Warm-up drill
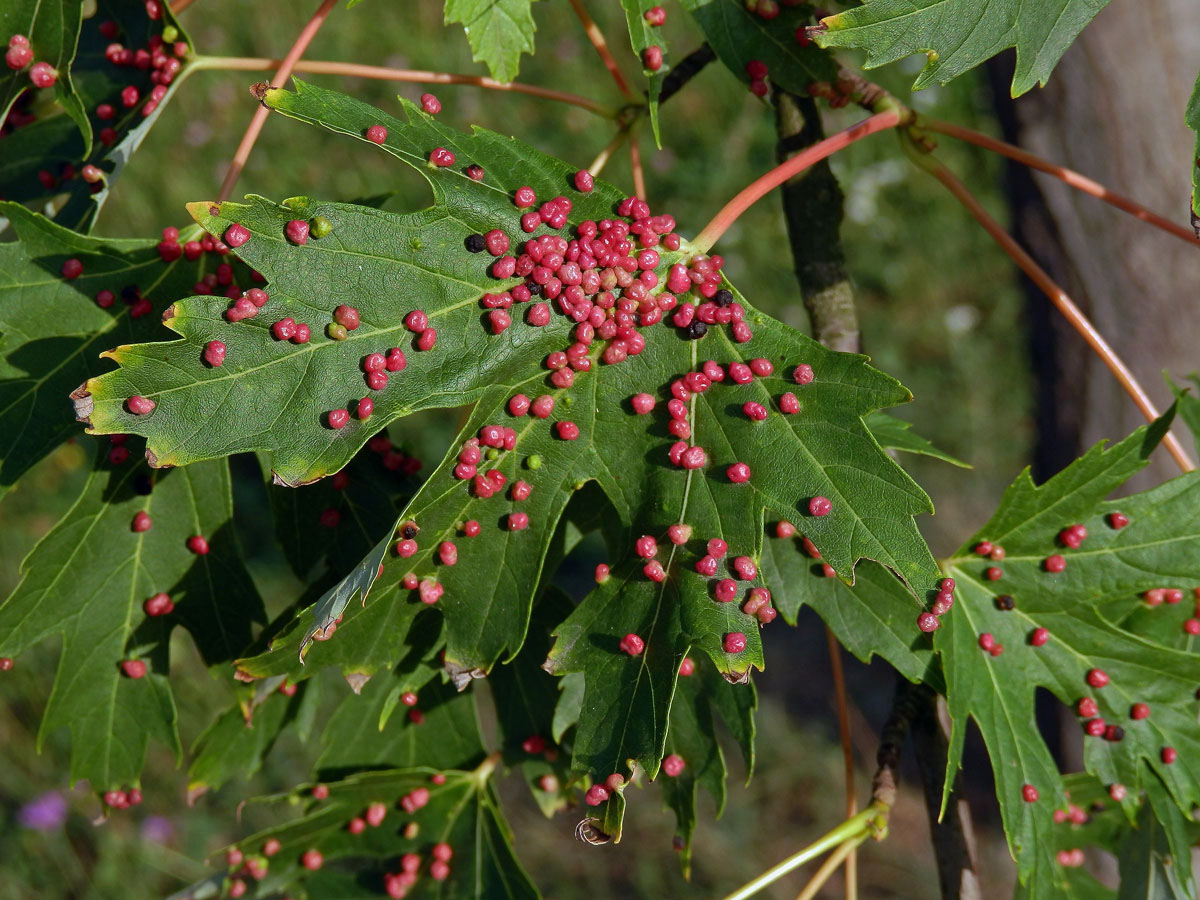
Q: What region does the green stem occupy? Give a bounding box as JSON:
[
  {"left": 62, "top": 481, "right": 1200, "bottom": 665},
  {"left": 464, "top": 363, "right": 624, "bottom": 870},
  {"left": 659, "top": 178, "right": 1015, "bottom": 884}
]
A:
[
  {"left": 716, "top": 804, "right": 884, "bottom": 900},
  {"left": 793, "top": 833, "right": 869, "bottom": 900},
  {"left": 472, "top": 750, "right": 502, "bottom": 787}
]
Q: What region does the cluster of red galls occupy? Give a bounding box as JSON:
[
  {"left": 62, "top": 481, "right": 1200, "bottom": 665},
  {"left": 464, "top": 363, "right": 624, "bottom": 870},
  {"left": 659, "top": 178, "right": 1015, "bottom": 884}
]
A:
[
  {"left": 114, "top": 530, "right": 211, "bottom": 678},
  {"left": 5, "top": 6, "right": 187, "bottom": 182},
  {"left": 613, "top": 530, "right": 777, "bottom": 668},
  {"left": 916, "top": 577, "right": 957, "bottom": 634},
  {"left": 969, "top": 509, "right": 1184, "bottom": 835},
  {"left": 1049, "top": 784, "right": 1131, "bottom": 869},
  {"left": 1072, "top": 674, "right": 1178, "bottom": 764},
  {"left": 272, "top": 780, "right": 454, "bottom": 897},
  {"left": 4, "top": 33, "right": 56, "bottom": 88},
  {"left": 102, "top": 786, "right": 144, "bottom": 810}
]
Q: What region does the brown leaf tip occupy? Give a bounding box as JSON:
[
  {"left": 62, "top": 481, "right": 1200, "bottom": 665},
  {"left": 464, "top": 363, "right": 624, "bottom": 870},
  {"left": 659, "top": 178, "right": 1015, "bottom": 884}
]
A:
[
  {"left": 70, "top": 386, "right": 94, "bottom": 423},
  {"left": 444, "top": 661, "right": 487, "bottom": 692}
]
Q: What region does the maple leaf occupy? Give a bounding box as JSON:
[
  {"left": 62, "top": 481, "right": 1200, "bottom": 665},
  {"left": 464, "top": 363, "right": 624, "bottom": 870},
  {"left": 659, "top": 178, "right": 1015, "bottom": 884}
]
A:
[
  {"left": 0, "top": 444, "right": 263, "bottom": 791},
  {"left": 936, "top": 415, "right": 1200, "bottom": 894},
  {"left": 0, "top": 201, "right": 238, "bottom": 497},
  {"left": 188, "top": 678, "right": 321, "bottom": 800},
  {"left": 489, "top": 588, "right": 577, "bottom": 816},
  {"left": 1190, "top": 75, "right": 1200, "bottom": 225},
  {"left": 1009, "top": 771, "right": 1197, "bottom": 899},
  {"left": 816, "top": 0, "right": 1113, "bottom": 97},
  {"left": 223, "top": 765, "right": 535, "bottom": 899},
  {"left": 1170, "top": 374, "right": 1200, "bottom": 455},
  {"left": 1, "top": 1, "right": 193, "bottom": 230},
  {"left": 178, "top": 683, "right": 538, "bottom": 900},
  {"left": 658, "top": 653, "right": 755, "bottom": 873},
  {"left": 864, "top": 410, "right": 971, "bottom": 469},
  {"left": 618, "top": 0, "right": 669, "bottom": 145},
  {"left": 680, "top": 0, "right": 837, "bottom": 95},
  {"left": 0, "top": 0, "right": 88, "bottom": 154},
  {"left": 444, "top": 0, "right": 538, "bottom": 84},
  {"left": 76, "top": 81, "right": 941, "bottom": 838}
]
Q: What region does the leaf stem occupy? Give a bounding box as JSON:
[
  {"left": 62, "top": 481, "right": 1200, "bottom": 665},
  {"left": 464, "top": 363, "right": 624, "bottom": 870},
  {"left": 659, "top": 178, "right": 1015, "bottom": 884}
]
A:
[
  {"left": 472, "top": 750, "right": 502, "bottom": 787},
  {"left": 587, "top": 128, "right": 629, "bottom": 178},
  {"left": 901, "top": 135, "right": 1196, "bottom": 474},
  {"left": 716, "top": 804, "right": 884, "bottom": 900},
  {"left": 920, "top": 118, "right": 1200, "bottom": 249},
  {"left": 169, "top": 0, "right": 197, "bottom": 12},
  {"left": 214, "top": 0, "right": 339, "bottom": 203},
  {"left": 692, "top": 109, "right": 905, "bottom": 253},
  {"left": 629, "top": 124, "right": 646, "bottom": 201},
  {"left": 189, "top": 56, "right": 616, "bottom": 118},
  {"left": 793, "top": 833, "right": 868, "bottom": 900},
  {"left": 567, "top": 0, "right": 637, "bottom": 102},
  {"left": 825, "top": 626, "right": 857, "bottom": 898}
]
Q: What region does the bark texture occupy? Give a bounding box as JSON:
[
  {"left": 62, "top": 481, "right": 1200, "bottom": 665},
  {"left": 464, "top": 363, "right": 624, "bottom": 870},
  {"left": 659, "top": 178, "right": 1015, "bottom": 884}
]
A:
[{"left": 992, "top": 1, "right": 1200, "bottom": 485}]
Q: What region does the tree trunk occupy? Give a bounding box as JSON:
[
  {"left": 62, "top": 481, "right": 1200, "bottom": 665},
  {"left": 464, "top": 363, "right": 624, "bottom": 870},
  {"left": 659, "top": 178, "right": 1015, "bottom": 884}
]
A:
[{"left": 991, "top": 0, "right": 1200, "bottom": 487}]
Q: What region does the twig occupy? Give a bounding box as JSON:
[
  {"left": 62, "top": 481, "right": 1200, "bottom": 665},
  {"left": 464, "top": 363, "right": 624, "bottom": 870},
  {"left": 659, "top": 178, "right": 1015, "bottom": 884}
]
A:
[
  {"left": 825, "top": 627, "right": 857, "bottom": 898},
  {"left": 629, "top": 126, "right": 646, "bottom": 201},
  {"left": 567, "top": 0, "right": 636, "bottom": 101},
  {"left": 716, "top": 805, "right": 884, "bottom": 900},
  {"left": 775, "top": 90, "right": 859, "bottom": 353},
  {"left": 902, "top": 135, "right": 1196, "bottom": 474},
  {"left": 871, "top": 678, "right": 982, "bottom": 900},
  {"left": 169, "top": 0, "right": 197, "bottom": 12},
  {"left": 658, "top": 44, "right": 717, "bottom": 105},
  {"left": 909, "top": 685, "right": 982, "bottom": 900},
  {"left": 793, "top": 834, "right": 868, "bottom": 900},
  {"left": 189, "top": 56, "right": 615, "bottom": 118},
  {"left": 215, "top": 0, "right": 339, "bottom": 203},
  {"left": 921, "top": 119, "right": 1200, "bottom": 249},
  {"left": 588, "top": 128, "right": 629, "bottom": 177},
  {"left": 692, "top": 109, "right": 906, "bottom": 253}
]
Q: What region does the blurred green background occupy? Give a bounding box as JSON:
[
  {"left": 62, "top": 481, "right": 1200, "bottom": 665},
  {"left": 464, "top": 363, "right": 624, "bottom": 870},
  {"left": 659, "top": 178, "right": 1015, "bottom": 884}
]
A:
[{"left": 0, "top": 1, "right": 1032, "bottom": 897}]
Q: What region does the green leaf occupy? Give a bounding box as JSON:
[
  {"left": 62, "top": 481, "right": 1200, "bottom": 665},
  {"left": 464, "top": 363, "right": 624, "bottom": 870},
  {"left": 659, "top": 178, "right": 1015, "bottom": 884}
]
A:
[
  {"left": 1, "top": 2, "right": 193, "bottom": 230},
  {"left": 817, "top": 0, "right": 1113, "bottom": 97},
  {"left": 937, "top": 417, "right": 1200, "bottom": 893},
  {"left": 315, "top": 676, "right": 484, "bottom": 775},
  {"left": 759, "top": 543, "right": 941, "bottom": 689},
  {"left": 658, "top": 654, "right": 755, "bottom": 874},
  {"left": 489, "top": 588, "right": 575, "bottom": 815},
  {"left": 444, "top": 0, "right": 538, "bottom": 84},
  {"left": 213, "top": 760, "right": 538, "bottom": 900},
  {"left": 261, "top": 444, "right": 412, "bottom": 584},
  {"left": 0, "top": 201, "right": 230, "bottom": 498},
  {"left": 680, "top": 0, "right": 837, "bottom": 96},
  {"left": 0, "top": 445, "right": 264, "bottom": 791},
  {"left": 1189, "top": 74, "right": 1200, "bottom": 224},
  {"left": 619, "top": 0, "right": 668, "bottom": 146},
  {"left": 865, "top": 410, "right": 971, "bottom": 468},
  {"left": 551, "top": 671, "right": 585, "bottom": 743},
  {"left": 0, "top": 0, "right": 88, "bottom": 158},
  {"left": 1120, "top": 772, "right": 1197, "bottom": 899},
  {"left": 80, "top": 81, "right": 940, "bottom": 838},
  {"left": 235, "top": 571, "right": 434, "bottom": 688},
  {"left": 188, "top": 678, "right": 320, "bottom": 799},
  {"left": 1168, "top": 374, "right": 1200, "bottom": 455}
]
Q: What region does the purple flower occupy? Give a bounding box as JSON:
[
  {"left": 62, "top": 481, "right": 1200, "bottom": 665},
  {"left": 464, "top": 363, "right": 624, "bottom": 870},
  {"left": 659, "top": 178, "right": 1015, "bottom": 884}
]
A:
[
  {"left": 140, "top": 815, "right": 175, "bottom": 844},
  {"left": 18, "top": 791, "right": 68, "bottom": 831}
]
